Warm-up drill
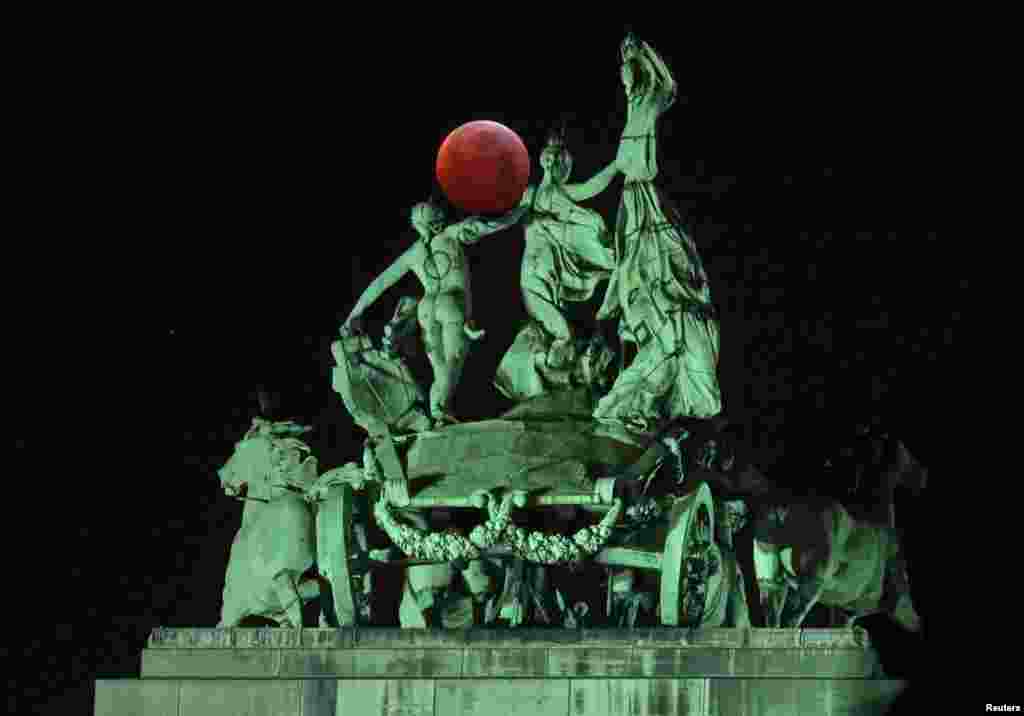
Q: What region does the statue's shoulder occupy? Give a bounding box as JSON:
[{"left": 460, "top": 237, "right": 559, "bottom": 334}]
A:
[
  {"left": 432, "top": 225, "right": 461, "bottom": 245},
  {"left": 407, "top": 235, "right": 428, "bottom": 254}
]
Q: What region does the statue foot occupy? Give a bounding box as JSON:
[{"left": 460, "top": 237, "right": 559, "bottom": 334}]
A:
[
  {"left": 432, "top": 412, "right": 460, "bottom": 429},
  {"left": 546, "top": 338, "right": 577, "bottom": 369}
]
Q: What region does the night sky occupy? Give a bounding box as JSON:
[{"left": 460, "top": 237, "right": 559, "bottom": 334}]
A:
[{"left": 28, "top": 26, "right": 964, "bottom": 715}]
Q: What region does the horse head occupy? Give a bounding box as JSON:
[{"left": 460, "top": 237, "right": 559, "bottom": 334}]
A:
[{"left": 218, "top": 417, "right": 318, "bottom": 503}]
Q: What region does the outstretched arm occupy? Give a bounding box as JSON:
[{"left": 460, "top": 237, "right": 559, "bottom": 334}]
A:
[
  {"left": 564, "top": 160, "right": 619, "bottom": 202},
  {"left": 345, "top": 244, "right": 417, "bottom": 326},
  {"left": 449, "top": 205, "right": 528, "bottom": 246}
]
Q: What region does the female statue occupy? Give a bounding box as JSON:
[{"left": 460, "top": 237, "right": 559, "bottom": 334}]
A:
[
  {"left": 494, "top": 131, "right": 619, "bottom": 402},
  {"left": 594, "top": 34, "right": 723, "bottom": 430}
]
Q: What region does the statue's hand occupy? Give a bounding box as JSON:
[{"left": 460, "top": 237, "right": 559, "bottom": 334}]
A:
[
  {"left": 342, "top": 316, "right": 364, "bottom": 336},
  {"left": 621, "top": 33, "right": 641, "bottom": 58},
  {"left": 596, "top": 303, "right": 621, "bottom": 322},
  {"left": 464, "top": 320, "right": 486, "bottom": 341}
]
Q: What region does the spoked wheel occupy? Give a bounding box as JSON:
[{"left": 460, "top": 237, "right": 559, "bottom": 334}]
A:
[{"left": 659, "top": 481, "right": 719, "bottom": 626}]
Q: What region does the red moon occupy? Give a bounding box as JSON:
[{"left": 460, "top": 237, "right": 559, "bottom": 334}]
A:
[{"left": 436, "top": 120, "right": 530, "bottom": 214}]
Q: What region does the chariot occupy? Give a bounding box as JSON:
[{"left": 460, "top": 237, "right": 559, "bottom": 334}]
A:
[{"left": 298, "top": 325, "right": 749, "bottom": 629}]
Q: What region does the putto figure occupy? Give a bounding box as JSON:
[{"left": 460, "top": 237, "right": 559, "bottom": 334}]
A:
[
  {"left": 595, "top": 34, "right": 723, "bottom": 430},
  {"left": 345, "top": 200, "right": 526, "bottom": 427}
]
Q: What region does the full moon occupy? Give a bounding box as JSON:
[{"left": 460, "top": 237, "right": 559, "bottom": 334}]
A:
[{"left": 436, "top": 120, "right": 530, "bottom": 214}]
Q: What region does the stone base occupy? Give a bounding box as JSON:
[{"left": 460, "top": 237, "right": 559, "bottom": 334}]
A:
[{"left": 95, "top": 628, "right": 907, "bottom": 715}]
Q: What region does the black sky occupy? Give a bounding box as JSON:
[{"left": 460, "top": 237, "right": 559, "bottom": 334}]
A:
[{"left": 27, "top": 26, "right": 963, "bottom": 714}]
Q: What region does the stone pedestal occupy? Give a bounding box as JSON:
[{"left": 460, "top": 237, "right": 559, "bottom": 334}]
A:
[{"left": 95, "top": 627, "right": 906, "bottom": 715}]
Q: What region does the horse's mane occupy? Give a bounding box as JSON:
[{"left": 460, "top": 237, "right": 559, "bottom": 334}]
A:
[{"left": 240, "top": 417, "right": 318, "bottom": 491}]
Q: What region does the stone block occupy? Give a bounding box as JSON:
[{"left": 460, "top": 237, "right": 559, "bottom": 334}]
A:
[
  {"left": 569, "top": 678, "right": 708, "bottom": 716},
  {"left": 353, "top": 626, "right": 469, "bottom": 648},
  {"left": 706, "top": 677, "right": 907, "bottom": 716},
  {"left": 94, "top": 679, "right": 179, "bottom": 716},
  {"left": 337, "top": 679, "right": 435, "bottom": 716},
  {"left": 548, "top": 647, "right": 635, "bottom": 677},
  {"left": 579, "top": 628, "right": 644, "bottom": 647},
  {"left": 743, "top": 628, "right": 803, "bottom": 648},
  {"left": 233, "top": 627, "right": 302, "bottom": 649},
  {"left": 631, "top": 647, "right": 732, "bottom": 677},
  {"left": 800, "top": 628, "right": 870, "bottom": 648},
  {"left": 465, "top": 627, "right": 581, "bottom": 647},
  {"left": 279, "top": 648, "right": 463, "bottom": 678},
  {"left": 463, "top": 647, "right": 548, "bottom": 677},
  {"left": 147, "top": 627, "right": 234, "bottom": 648},
  {"left": 300, "top": 628, "right": 354, "bottom": 649},
  {"left": 436, "top": 678, "right": 569, "bottom": 716},
  {"left": 731, "top": 648, "right": 876, "bottom": 677},
  {"left": 301, "top": 679, "right": 339, "bottom": 716},
  {"left": 178, "top": 679, "right": 302, "bottom": 716},
  {"left": 141, "top": 649, "right": 280, "bottom": 678}
]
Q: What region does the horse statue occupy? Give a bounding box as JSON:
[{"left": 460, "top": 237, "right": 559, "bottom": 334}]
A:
[{"left": 216, "top": 417, "right": 365, "bottom": 628}]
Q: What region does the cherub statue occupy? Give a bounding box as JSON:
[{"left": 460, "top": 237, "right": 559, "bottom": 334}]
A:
[
  {"left": 594, "top": 34, "right": 723, "bottom": 430},
  {"left": 345, "top": 200, "right": 526, "bottom": 427},
  {"left": 494, "top": 128, "right": 619, "bottom": 401}
]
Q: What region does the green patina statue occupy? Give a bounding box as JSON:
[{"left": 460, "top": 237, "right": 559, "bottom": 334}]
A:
[
  {"left": 594, "top": 34, "right": 723, "bottom": 431},
  {"left": 494, "top": 128, "right": 619, "bottom": 403},
  {"left": 345, "top": 200, "right": 526, "bottom": 427},
  {"left": 216, "top": 418, "right": 324, "bottom": 628},
  {"left": 213, "top": 33, "right": 924, "bottom": 635}
]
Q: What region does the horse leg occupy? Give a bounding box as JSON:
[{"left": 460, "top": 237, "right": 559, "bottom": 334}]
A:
[
  {"left": 296, "top": 575, "right": 322, "bottom": 625},
  {"left": 297, "top": 576, "right": 321, "bottom": 601},
  {"left": 217, "top": 607, "right": 244, "bottom": 629},
  {"left": 272, "top": 571, "right": 305, "bottom": 628},
  {"left": 217, "top": 586, "right": 245, "bottom": 628}
]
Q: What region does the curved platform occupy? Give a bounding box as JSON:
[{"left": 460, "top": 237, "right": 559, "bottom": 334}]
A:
[{"left": 374, "top": 419, "right": 651, "bottom": 503}]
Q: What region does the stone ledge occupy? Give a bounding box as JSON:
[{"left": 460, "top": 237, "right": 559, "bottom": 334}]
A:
[
  {"left": 141, "top": 647, "right": 881, "bottom": 679},
  {"left": 96, "top": 677, "right": 908, "bottom": 716},
  {"left": 143, "top": 628, "right": 881, "bottom": 679},
  {"left": 147, "top": 626, "right": 870, "bottom": 650},
  {"left": 142, "top": 649, "right": 281, "bottom": 679}
]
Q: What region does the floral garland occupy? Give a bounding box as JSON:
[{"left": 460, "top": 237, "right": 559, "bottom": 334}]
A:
[
  {"left": 374, "top": 491, "right": 624, "bottom": 566},
  {"left": 373, "top": 500, "right": 482, "bottom": 562}
]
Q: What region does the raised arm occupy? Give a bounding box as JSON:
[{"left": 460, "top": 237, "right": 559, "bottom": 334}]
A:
[
  {"left": 641, "top": 42, "right": 675, "bottom": 94},
  {"left": 344, "top": 243, "right": 417, "bottom": 326},
  {"left": 637, "top": 42, "right": 677, "bottom": 108},
  {"left": 563, "top": 160, "right": 619, "bottom": 202},
  {"left": 448, "top": 205, "right": 528, "bottom": 246}
]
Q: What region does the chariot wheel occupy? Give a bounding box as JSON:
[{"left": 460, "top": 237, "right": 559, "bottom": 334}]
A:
[
  {"left": 316, "top": 483, "right": 358, "bottom": 626},
  {"left": 659, "top": 481, "right": 717, "bottom": 626}
]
